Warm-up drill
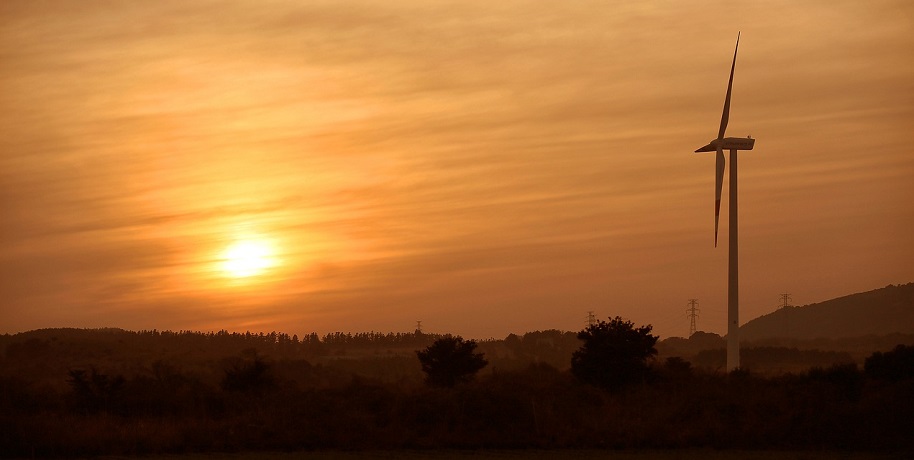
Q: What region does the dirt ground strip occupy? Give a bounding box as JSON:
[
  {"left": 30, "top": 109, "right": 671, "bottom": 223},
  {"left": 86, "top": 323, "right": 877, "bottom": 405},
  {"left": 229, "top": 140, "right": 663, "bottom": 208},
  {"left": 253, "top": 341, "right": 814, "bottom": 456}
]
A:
[{"left": 137, "top": 450, "right": 912, "bottom": 460}]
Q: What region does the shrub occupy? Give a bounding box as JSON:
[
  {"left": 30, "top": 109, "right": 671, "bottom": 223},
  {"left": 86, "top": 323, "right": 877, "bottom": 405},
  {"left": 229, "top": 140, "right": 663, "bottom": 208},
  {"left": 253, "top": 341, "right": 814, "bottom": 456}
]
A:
[
  {"left": 571, "top": 316, "right": 658, "bottom": 390},
  {"left": 221, "top": 350, "right": 275, "bottom": 394},
  {"left": 865, "top": 344, "right": 914, "bottom": 381},
  {"left": 416, "top": 336, "right": 488, "bottom": 387}
]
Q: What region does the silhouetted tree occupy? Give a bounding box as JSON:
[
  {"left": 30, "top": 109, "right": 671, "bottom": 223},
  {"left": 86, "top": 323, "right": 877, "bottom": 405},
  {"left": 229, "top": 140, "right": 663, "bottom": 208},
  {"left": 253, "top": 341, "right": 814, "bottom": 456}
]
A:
[
  {"left": 67, "top": 368, "right": 125, "bottom": 413},
  {"left": 661, "top": 356, "right": 693, "bottom": 379},
  {"left": 807, "top": 363, "right": 864, "bottom": 401},
  {"left": 865, "top": 344, "right": 914, "bottom": 381},
  {"left": 571, "top": 316, "right": 658, "bottom": 390},
  {"left": 221, "top": 349, "right": 275, "bottom": 394},
  {"left": 416, "top": 336, "right": 488, "bottom": 387}
]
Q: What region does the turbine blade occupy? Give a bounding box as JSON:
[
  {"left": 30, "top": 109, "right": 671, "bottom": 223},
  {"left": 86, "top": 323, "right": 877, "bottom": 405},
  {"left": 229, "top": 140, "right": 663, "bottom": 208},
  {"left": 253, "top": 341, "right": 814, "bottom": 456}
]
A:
[
  {"left": 715, "top": 148, "right": 725, "bottom": 247},
  {"left": 718, "top": 32, "right": 740, "bottom": 140}
]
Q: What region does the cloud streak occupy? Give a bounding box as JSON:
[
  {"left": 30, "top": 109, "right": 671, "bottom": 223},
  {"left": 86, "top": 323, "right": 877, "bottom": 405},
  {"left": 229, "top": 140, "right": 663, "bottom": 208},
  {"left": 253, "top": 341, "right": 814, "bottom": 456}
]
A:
[{"left": 1, "top": 0, "right": 912, "bottom": 338}]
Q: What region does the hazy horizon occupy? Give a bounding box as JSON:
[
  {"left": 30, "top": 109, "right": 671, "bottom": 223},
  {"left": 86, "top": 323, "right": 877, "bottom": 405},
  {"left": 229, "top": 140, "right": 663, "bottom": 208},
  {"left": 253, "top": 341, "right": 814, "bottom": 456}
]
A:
[
  {"left": 2, "top": 1, "right": 912, "bottom": 340},
  {"left": 5, "top": 281, "right": 911, "bottom": 342}
]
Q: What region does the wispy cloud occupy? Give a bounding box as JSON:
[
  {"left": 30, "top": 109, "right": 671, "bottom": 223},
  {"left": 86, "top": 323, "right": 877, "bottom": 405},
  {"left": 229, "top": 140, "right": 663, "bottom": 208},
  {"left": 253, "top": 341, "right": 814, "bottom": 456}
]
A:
[{"left": 1, "top": 0, "right": 912, "bottom": 338}]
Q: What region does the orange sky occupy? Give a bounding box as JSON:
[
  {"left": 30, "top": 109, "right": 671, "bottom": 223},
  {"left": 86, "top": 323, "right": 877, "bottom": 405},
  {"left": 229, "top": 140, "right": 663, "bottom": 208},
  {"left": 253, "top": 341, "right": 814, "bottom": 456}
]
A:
[{"left": 2, "top": 0, "right": 912, "bottom": 339}]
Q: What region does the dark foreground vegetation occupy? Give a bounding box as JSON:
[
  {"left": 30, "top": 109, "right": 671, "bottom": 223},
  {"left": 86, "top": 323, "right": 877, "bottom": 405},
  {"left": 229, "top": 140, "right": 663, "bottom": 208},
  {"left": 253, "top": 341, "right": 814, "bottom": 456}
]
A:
[{"left": 1, "top": 328, "right": 913, "bottom": 457}]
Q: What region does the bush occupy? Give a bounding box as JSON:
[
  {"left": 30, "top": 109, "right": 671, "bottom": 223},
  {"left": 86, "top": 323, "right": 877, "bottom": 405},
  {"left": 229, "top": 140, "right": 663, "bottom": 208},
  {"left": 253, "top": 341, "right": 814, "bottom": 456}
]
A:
[
  {"left": 221, "top": 350, "right": 275, "bottom": 394},
  {"left": 571, "top": 316, "right": 658, "bottom": 390},
  {"left": 416, "top": 336, "right": 488, "bottom": 387},
  {"left": 865, "top": 344, "right": 914, "bottom": 381}
]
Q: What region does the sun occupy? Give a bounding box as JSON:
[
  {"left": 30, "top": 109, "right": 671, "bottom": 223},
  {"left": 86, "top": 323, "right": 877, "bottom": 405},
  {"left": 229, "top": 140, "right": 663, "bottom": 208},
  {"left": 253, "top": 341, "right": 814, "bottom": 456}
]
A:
[{"left": 220, "top": 240, "right": 277, "bottom": 278}]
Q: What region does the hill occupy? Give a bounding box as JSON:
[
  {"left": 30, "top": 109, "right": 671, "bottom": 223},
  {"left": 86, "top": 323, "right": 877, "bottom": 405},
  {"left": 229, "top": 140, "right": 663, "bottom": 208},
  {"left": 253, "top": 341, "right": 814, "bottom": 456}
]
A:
[{"left": 740, "top": 282, "right": 914, "bottom": 341}]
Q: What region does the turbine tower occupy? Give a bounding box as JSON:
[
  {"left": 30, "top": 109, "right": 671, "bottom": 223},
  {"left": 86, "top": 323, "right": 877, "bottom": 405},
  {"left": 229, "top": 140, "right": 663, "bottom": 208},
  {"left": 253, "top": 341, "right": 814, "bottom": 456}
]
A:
[{"left": 694, "top": 33, "right": 755, "bottom": 371}]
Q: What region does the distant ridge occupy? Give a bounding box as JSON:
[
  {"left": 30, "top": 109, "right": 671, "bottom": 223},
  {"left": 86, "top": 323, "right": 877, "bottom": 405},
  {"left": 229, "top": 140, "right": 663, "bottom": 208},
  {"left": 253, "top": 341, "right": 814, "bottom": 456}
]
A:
[{"left": 740, "top": 283, "right": 914, "bottom": 341}]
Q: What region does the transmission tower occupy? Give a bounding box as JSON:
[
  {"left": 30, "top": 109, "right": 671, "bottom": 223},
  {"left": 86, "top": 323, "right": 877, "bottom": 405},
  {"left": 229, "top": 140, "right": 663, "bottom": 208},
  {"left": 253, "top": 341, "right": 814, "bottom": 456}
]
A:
[
  {"left": 780, "top": 293, "right": 792, "bottom": 309},
  {"left": 415, "top": 320, "right": 423, "bottom": 334},
  {"left": 586, "top": 311, "right": 597, "bottom": 327},
  {"left": 779, "top": 292, "right": 792, "bottom": 337},
  {"left": 686, "top": 299, "right": 700, "bottom": 337}
]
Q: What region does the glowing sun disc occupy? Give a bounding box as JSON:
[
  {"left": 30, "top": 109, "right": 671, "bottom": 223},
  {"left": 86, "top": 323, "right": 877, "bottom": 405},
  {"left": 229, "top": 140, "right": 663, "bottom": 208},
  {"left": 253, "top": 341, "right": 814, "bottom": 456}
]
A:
[{"left": 221, "top": 240, "right": 276, "bottom": 278}]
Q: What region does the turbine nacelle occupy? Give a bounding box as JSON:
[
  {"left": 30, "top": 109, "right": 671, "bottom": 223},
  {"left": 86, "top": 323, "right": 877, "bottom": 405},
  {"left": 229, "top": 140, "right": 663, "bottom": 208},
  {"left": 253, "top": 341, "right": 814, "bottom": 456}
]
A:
[{"left": 694, "top": 137, "right": 755, "bottom": 153}]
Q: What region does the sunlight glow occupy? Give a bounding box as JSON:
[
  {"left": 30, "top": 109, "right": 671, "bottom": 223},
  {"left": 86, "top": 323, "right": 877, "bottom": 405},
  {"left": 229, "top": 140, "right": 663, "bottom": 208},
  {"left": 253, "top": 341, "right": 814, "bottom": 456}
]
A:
[{"left": 220, "top": 240, "right": 277, "bottom": 278}]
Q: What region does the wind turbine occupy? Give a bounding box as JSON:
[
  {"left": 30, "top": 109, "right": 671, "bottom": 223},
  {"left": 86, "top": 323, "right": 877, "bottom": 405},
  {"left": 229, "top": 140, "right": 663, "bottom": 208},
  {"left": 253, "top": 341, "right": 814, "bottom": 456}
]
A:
[{"left": 694, "top": 32, "right": 755, "bottom": 371}]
